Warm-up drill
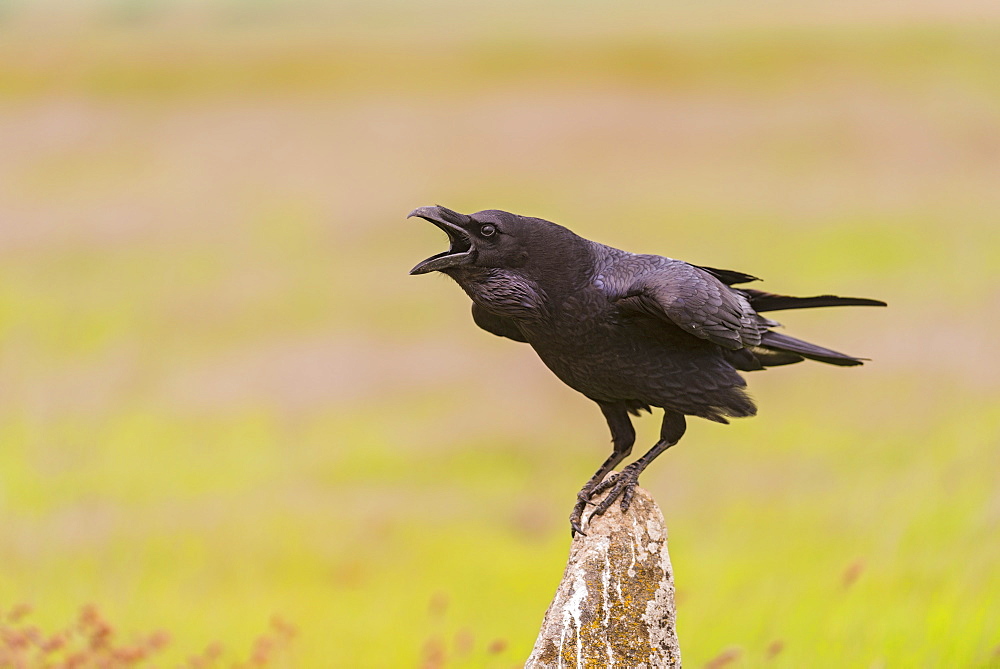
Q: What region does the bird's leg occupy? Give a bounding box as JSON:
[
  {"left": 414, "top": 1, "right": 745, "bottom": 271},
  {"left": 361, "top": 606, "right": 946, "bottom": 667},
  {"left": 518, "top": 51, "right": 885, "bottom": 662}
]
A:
[
  {"left": 589, "top": 411, "right": 687, "bottom": 519},
  {"left": 569, "top": 403, "right": 635, "bottom": 537}
]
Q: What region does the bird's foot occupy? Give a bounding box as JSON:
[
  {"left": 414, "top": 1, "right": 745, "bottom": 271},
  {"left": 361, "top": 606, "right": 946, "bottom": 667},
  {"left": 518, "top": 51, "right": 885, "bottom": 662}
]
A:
[
  {"left": 567, "top": 466, "right": 641, "bottom": 537},
  {"left": 587, "top": 464, "right": 641, "bottom": 518},
  {"left": 569, "top": 487, "right": 596, "bottom": 537}
]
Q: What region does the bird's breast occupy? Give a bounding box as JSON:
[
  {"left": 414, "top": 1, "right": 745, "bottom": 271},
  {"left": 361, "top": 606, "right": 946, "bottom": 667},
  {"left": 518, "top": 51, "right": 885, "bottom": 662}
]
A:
[{"left": 521, "top": 296, "right": 642, "bottom": 387}]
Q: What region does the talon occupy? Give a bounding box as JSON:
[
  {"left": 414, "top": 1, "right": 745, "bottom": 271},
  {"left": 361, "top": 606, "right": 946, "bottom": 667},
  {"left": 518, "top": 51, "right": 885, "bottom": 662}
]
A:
[
  {"left": 593, "top": 488, "right": 620, "bottom": 516},
  {"left": 620, "top": 486, "right": 635, "bottom": 512},
  {"left": 585, "top": 466, "right": 641, "bottom": 521},
  {"left": 569, "top": 498, "right": 589, "bottom": 537},
  {"left": 590, "top": 472, "right": 618, "bottom": 497},
  {"left": 592, "top": 498, "right": 612, "bottom": 517}
]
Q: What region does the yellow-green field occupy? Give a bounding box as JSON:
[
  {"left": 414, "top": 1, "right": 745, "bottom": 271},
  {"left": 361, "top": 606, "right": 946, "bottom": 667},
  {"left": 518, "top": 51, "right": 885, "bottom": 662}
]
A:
[{"left": 1, "top": 2, "right": 998, "bottom": 666}]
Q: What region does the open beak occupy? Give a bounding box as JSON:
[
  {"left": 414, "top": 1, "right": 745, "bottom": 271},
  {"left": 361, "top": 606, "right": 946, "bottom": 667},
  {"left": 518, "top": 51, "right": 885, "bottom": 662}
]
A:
[{"left": 408, "top": 206, "right": 475, "bottom": 275}]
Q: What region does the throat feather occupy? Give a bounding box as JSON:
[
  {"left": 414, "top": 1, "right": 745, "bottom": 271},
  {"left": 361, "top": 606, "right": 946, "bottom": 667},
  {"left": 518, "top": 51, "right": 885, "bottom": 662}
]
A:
[{"left": 462, "top": 269, "right": 544, "bottom": 320}]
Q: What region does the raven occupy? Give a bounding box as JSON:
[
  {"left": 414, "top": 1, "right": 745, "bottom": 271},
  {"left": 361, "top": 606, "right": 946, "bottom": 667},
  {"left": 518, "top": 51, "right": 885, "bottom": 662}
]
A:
[{"left": 409, "top": 205, "right": 885, "bottom": 535}]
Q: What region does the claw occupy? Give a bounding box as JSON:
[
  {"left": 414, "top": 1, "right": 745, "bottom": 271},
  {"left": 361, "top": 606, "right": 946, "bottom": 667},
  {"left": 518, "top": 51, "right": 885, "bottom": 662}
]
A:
[
  {"left": 592, "top": 487, "right": 619, "bottom": 516},
  {"left": 569, "top": 499, "right": 588, "bottom": 537},
  {"left": 620, "top": 484, "right": 635, "bottom": 513},
  {"left": 589, "top": 470, "right": 620, "bottom": 497},
  {"left": 587, "top": 466, "right": 640, "bottom": 521},
  {"left": 569, "top": 468, "right": 641, "bottom": 535}
]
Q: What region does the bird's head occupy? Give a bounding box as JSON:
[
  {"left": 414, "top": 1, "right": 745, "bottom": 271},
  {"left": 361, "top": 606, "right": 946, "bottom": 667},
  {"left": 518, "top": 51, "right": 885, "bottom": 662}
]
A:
[{"left": 408, "top": 205, "right": 575, "bottom": 277}]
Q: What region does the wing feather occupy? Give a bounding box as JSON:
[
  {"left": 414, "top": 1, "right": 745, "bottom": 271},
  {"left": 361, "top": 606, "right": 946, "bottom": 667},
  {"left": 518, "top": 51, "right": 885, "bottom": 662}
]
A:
[{"left": 612, "top": 258, "right": 762, "bottom": 350}]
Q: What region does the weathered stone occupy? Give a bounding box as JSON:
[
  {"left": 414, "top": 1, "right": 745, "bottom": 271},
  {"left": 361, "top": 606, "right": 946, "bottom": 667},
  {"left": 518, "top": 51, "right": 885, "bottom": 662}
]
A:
[{"left": 527, "top": 485, "right": 680, "bottom": 668}]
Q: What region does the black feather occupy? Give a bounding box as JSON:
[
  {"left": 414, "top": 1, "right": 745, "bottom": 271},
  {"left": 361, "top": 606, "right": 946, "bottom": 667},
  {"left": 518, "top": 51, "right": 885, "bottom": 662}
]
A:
[
  {"left": 696, "top": 265, "right": 761, "bottom": 286},
  {"left": 745, "top": 289, "right": 887, "bottom": 312},
  {"left": 759, "top": 331, "right": 865, "bottom": 366},
  {"left": 472, "top": 304, "right": 528, "bottom": 342}
]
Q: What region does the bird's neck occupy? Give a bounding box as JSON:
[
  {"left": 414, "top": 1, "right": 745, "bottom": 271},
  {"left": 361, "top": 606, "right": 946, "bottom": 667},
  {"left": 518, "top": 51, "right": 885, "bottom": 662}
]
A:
[
  {"left": 450, "top": 239, "right": 598, "bottom": 320},
  {"left": 452, "top": 267, "right": 546, "bottom": 321}
]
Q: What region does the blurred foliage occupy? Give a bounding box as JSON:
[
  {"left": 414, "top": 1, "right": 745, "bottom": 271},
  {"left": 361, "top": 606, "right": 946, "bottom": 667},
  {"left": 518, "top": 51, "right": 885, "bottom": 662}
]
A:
[
  {"left": 0, "top": 603, "right": 296, "bottom": 668},
  {"left": 1, "top": 1, "right": 998, "bottom": 667}
]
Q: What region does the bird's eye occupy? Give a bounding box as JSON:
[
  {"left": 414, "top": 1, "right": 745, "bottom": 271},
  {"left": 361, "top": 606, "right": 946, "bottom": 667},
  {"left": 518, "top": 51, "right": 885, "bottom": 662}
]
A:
[{"left": 480, "top": 224, "right": 496, "bottom": 237}]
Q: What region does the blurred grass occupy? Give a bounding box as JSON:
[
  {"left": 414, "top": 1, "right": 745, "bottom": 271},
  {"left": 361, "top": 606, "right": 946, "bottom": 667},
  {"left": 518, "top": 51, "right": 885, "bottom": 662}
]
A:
[
  {"left": 3, "top": 25, "right": 1000, "bottom": 103},
  {"left": 1, "top": 1, "right": 999, "bottom": 667}
]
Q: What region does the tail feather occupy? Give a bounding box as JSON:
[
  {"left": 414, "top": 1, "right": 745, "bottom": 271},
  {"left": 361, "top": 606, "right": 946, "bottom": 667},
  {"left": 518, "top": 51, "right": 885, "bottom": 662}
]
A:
[
  {"left": 759, "top": 331, "right": 866, "bottom": 367},
  {"left": 748, "top": 346, "right": 805, "bottom": 367},
  {"left": 745, "top": 289, "right": 886, "bottom": 312},
  {"left": 723, "top": 346, "right": 804, "bottom": 371}
]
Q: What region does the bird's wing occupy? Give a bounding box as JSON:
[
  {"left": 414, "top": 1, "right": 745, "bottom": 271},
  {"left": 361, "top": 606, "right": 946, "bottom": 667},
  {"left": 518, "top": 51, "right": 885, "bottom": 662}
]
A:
[
  {"left": 472, "top": 304, "right": 529, "bottom": 343},
  {"left": 612, "top": 258, "right": 762, "bottom": 350}
]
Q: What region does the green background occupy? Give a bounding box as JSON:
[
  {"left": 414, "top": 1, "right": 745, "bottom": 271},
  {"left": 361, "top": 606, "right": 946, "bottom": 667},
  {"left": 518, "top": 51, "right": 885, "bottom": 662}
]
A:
[{"left": 1, "top": 1, "right": 998, "bottom": 666}]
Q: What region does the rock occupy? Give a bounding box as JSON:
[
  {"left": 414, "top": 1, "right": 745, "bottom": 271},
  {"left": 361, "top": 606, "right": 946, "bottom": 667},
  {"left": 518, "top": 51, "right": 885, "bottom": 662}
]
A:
[{"left": 527, "top": 484, "right": 680, "bottom": 668}]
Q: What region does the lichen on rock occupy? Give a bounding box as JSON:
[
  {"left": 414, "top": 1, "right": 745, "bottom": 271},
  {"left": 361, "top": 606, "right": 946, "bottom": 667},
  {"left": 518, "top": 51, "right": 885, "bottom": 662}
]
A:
[{"left": 527, "top": 484, "right": 681, "bottom": 668}]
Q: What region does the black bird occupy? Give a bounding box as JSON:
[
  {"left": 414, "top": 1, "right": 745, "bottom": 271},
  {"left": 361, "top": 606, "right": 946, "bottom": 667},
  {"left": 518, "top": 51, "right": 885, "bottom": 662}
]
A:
[{"left": 409, "top": 205, "right": 885, "bottom": 535}]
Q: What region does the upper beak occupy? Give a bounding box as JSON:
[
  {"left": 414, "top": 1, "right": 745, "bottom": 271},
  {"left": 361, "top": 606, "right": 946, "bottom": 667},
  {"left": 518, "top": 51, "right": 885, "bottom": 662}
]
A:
[{"left": 408, "top": 205, "right": 475, "bottom": 275}]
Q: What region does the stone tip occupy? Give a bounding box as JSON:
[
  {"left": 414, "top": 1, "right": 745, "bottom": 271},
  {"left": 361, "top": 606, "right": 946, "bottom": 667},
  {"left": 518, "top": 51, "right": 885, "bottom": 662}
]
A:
[{"left": 527, "top": 483, "right": 681, "bottom": 668}]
